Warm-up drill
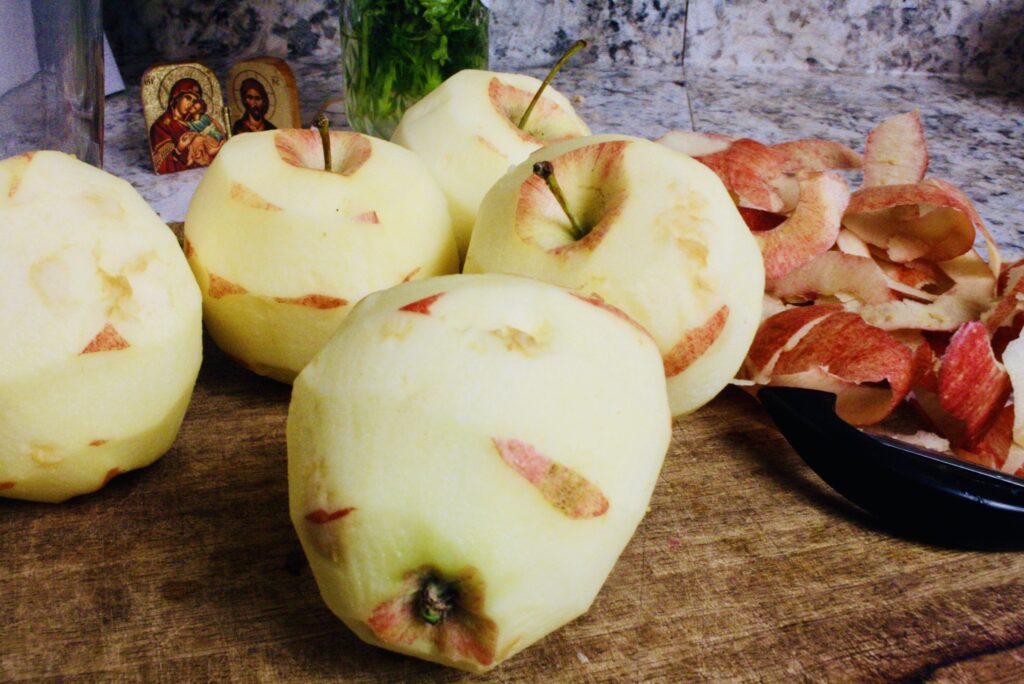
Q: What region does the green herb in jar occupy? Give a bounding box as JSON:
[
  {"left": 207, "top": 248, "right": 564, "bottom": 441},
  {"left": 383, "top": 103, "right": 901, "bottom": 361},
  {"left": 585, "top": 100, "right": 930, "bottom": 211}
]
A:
[{"left": 341, "top": 0, "right": 489, "bottom": 138}]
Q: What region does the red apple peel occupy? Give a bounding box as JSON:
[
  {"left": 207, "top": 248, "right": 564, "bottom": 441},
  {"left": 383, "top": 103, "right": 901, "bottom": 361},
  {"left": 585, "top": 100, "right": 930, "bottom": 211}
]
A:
[
  {"left": 755, "top": 171, "right": 850, "bottom": 280},
  {"left": 938, "top": 321, "right": 1011, "bottom": 446},
  {"left": 862, "top": 110, "right": 929, "bottom": 187}
]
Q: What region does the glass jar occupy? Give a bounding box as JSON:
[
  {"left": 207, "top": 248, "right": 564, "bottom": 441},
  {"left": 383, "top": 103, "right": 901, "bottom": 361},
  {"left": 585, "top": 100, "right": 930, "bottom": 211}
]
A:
[
  {"left": 0, "top": 0, "right": 104, "bottom": 166},
  {"left": 341, "top": 0, "right": 489, "bottom": 139}
]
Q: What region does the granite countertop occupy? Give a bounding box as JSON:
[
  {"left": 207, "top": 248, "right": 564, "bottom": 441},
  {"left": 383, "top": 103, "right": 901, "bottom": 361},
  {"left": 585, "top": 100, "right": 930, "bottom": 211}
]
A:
[{"left": 106, "top": 58, "right": 1024, "bottom": 259}]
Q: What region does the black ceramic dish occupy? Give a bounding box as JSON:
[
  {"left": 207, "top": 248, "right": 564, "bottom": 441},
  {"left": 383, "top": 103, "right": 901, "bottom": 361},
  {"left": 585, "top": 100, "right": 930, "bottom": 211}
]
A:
[{"left": 758, "top": 386, "right": 1024, "bottom": 550}]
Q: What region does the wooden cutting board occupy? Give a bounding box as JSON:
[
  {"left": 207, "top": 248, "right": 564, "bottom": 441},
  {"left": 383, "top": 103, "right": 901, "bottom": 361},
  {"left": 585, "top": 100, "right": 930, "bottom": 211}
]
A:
[{"left": 3, "top": 233, "right": 1024, "bottom": 682}]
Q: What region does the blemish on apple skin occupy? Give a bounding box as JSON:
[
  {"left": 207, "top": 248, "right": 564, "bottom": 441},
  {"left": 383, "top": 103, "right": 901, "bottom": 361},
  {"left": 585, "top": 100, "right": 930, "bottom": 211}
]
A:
[
  {"left": 0, "top": 482, "right": 14, "bottom": 491},
  {"left": 305, "top": 507, "right": 356, "bottom": 524},
  {"left": 488, "top": 325, "right": 546, "bottom": 354},
  {"left": 89, "top": 439, "right": 108, "bottom": 447},
  {"left": 402, "top": 267, "right": 421, "bottom": 283},
  {"left": 102, "top": 468, "right": 122, "bottom": 486},
  {"left": 663, "top": 305, "right": 730, "bottom": 378},
  {"left": 81, "top": 323, "right": 130, "bottom": 354},
  {"left": 207, "top": 273, "right": 248, "bottom": 298},
  {"left": 492, "top": 438, "right": 609, "bottom": 518},
  {"left": 229, "top": 182, "right": 282, "bottom": 211},
  {"left": 400, "top": 292, "right": 445, "bottom": 315},
  {"left": 182, "top": 237, "right": 195, "bottom": 258},
  {"left": 274, "top": 294, "right": 348, "bottom": 309},
  {"left": 29, "top": 444, "right": 62, "bottom": 467}
]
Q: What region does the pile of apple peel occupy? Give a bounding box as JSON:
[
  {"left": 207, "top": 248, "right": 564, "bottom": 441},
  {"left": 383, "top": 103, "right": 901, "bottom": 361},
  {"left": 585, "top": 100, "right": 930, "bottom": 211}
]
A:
[{"left": 660, "top": 111, "right": 1024, "bottom": 476}]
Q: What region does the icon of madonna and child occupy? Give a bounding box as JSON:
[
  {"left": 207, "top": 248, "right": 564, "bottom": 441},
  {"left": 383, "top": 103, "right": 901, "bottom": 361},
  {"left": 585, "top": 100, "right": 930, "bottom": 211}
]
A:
[{"left": 148, "top": 77, "right": 227, "bottom": 174}]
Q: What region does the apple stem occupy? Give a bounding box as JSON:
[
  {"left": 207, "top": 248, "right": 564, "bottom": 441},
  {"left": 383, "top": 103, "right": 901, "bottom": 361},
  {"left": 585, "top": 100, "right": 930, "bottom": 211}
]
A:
[
  {"left": 417, "top": 577, "right": 456, "bottom": 625},
  {"left": 517, "top": 39, "right": 588, "bottom": 131},
  {"left": 313, "top": 113, "right": 332, "bottom": 171},
  {"left": 533, "top": 161, "right": 586, "bottom": 239}
]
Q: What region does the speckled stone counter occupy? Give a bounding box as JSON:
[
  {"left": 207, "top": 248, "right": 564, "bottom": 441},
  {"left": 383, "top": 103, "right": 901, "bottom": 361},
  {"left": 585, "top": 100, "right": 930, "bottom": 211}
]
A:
[
  {"left": 685, "top": 66, "right": 1024, "bottom": 258},
  {"left": 106, "top": 58, "right": 1024, "bottom": 259}
]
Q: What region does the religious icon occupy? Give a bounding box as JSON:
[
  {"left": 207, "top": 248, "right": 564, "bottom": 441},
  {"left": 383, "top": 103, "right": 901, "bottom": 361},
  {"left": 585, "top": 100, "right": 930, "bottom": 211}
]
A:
[
  {"left": 141, "top": 62, "right": 227, "bottom": 175},
  {"left": 227, "top": 57, "right": 301, "bottom": 135}
]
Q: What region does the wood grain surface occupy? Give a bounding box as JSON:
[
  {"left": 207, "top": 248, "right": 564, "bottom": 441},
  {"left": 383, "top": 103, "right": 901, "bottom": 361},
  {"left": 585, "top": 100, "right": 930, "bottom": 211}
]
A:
[{"left": 3, "top": 232, "right": 1024, "bottom": 683}]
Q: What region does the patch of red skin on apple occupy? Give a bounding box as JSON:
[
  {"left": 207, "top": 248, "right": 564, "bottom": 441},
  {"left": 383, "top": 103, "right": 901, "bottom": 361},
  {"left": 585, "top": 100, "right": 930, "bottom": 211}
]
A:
[
  {"left": 771, "top": 139, "right": 862, "bottom": 173},
  {"left": 569, "top": 293, "right": 652, "bottom": 340},
  {"left": 351, "top": 210, "right": 379, "bottom": 224},
  {"left": 89, "top": 439, "right": 108, "bottom": 447},
  {"left": 0, "top": 482, "right": 14, "bottom": 491},
  {"left": 550, "top": 202, "right": 623, "bottom": 256},
  {"left": 696, "top": 139, "right": 789, "bottom": 212},
  {"left": 491, "top": 438, "right": 609, "bottom": 518},
  {"left": 274, "top": 129, "right": 372, "bottom": 176},
  {"left": 102, "top": 468, "right": 122, "bottom": 486},
  {"left": 207, "top": 273, "right": 248, "bottom": 298},
  {"left": 765, "top": 310, "right": 915, "bottom": 425},
  {"left": 81, "top": 323, "right": 130, "bottom": 354},
  {"left": 274, "top": 294, "right": 348, "bottom": 309},
  {"left": 663, "top": 305, "right": 729, "bottom": 378},
  {"left": 182, "top": 237, "right": 195, "bottom": 258},
  {"left": 756, "top": 171, "right": 850, "bottom": 280},
  {"left": 304, "top": 507, "right": 356, "bottom": 524},
  {"left": 367, "top": 565, "right": 497, "bottom": 667},
  {"left": 229, "top": 182, "right": 282, "bottom": 211},
  {"left": 938, "top": 321, "right": 1011, "bottom": 447},
  {"left": 401, "top": 267, "right": 421, "bottom": 283},
  {"left": 515, "top": 141, "right": 628, "bottom": 254},
  {"left": 842, "top": 179, "right": 989, "bottom": 264},
  {"left": 746, "top": 304, "right": 843, "bottom": 378},
  {"left": 487, "top": 78, "right": 577, "bottom": 145},
  {"left": 400, "top": 292, "right": 444, "bottom": 315},
  {"left": 862, "top": 110, "right": 928, "bottom": 188},
  {"left": 737, "top": 206, "right": 786, "bottom": 232}
]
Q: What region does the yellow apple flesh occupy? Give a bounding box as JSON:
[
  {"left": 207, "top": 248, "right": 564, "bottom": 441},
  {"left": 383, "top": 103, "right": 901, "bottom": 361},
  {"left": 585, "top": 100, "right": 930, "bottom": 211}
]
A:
[
  {"left": 288, "top": 274, "right": 671, "bottom": 672},
  {"left": 0, "top": 151, "right": 202, "bottom": 503},
  {"left": 391, "top": 69, "right": 591, "bottom": 260},
  {"left": 465, "top": 134, "right": 766, "bottom": 416},
  {"left": 185, "top": 129, "right": 458, "bottom": 383}
]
